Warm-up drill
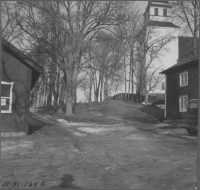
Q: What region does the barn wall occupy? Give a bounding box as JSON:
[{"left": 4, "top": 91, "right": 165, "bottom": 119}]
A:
[
  {"left": 166, "top": 62, "right": 199, "bottom": 119},
  {"left": 2, "top": 50, "right": 32, "bottom": 132}
]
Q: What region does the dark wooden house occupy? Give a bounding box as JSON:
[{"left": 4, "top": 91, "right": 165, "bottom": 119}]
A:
[
  {"left": 1, "top": 38, "right": 43, "bottom": 136},
  {"left": 161, "top": 37, "right": 199, "bottom": 119}
]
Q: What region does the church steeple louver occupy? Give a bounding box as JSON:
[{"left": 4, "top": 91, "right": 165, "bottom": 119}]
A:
[{"left": 143, "top": 1, "right": 179, "bottom": 28}]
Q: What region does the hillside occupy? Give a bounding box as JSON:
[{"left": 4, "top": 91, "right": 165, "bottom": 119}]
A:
[{"left": 31, "top": 100, "right": 164, "bottom": 128}]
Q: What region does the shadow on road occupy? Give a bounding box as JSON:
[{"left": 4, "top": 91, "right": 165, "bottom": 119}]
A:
[{"left": 57, "top": 174, "right": 81, "bottom": 189}]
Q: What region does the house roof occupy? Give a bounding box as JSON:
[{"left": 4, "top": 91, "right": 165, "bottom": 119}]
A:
[
  {"left": 2, "top": 38, "right": 43, "bottom": 89},
  {"left": 147, "top": 21, "right": 180, "bottom": 28}
]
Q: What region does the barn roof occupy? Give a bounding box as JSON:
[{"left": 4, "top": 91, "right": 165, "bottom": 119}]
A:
[{"left": 2, "top": 38, "right": 43, "bottom": 89}]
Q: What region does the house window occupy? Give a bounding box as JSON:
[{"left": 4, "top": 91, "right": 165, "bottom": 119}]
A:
[
  {"left": 161, "top": 82, "right": 165, "bottom": 90},
  {"left": 179, "top": 71, "right": 188, "bottom": 87},
  {"left": 1, "top": 81, "right": 14, "bottom": 113},
  {"left": 179, "top": 95, "right": 188, "bottom": 112},
  {"left": 155, "top": 8, "right": 158, "bottom": 16},
  {"left": 163, "top": 9, "right": 167, "bottom": 16}
]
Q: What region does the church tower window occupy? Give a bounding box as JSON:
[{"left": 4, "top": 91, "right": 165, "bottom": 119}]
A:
[
  {"left": 163, "top": 9, "right": 167, "bottom": 16},
  {"left": 155, "top": 8, "right": 158, "bottom": 16}
]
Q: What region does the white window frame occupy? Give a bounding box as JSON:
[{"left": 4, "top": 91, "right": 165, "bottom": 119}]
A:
[
  {"left": 179, "top": 71, "right": 188, "bottom": 87},
  {"left": 179, "top": 95, "right": 188, "bottom": 112},
  {"left": 161, "top": 82, "right": 165, "bottom": 90},
  {"left": 1, "top": 81, "right": 14, "bottom": 113}
]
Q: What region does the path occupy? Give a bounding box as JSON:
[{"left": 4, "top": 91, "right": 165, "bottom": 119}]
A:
[{"left": 1, "top": 111, "right": 197, "bottom": 189}]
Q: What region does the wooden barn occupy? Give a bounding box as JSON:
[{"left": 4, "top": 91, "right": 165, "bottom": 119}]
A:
[
  {"left": 161, "top": 37, "right": 199, "bottom": 119},
  {"left": 1, "top": 38, "right": 43, "bottom": 137}
]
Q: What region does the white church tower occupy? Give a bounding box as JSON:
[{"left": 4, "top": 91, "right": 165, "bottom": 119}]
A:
[{"left": 135, "top": 1, "right": 180, "bottom": 95}]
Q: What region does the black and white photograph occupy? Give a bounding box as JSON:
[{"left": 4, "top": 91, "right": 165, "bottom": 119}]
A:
[{"left": 0, "top": 0, "right": 200, "bottom": 189}]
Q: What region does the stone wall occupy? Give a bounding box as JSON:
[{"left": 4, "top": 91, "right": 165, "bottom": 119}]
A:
[
  {"left": 111, "top": 93, "right": 144, "bottom": 102},
  {"left": 111, "top": 93, "right": 165, "bottom": 104}
]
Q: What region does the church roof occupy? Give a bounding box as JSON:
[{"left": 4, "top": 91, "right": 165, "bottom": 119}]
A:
[
  {"left": 147, "top": 21, "right": 180, "bottom": 28},
  {"left": 146, "top": 1, "right": 172, "bottom": 11}
]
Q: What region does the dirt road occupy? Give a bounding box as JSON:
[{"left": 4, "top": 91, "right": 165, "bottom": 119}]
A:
[{"left": 1, "top": 111, "right": 197, "bottom": 190}]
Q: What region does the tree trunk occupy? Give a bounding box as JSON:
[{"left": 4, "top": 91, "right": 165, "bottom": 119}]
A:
[
  {"left": 124, "top": 53, "right": 127, "bottom": 101},
  {"left": 89, "top": 71, "right": 92, "bottom": 102},
  {"left": 47, "top": 91, "right": 52, "bottom": 106},
  {"left": 131, "top": 48, "right": 134, "bottom": 100},
  {"left": 104, "top": 76, "right": 109, "bottom": 101},
  {"left": 74, "top": 89, "right": 77, "bottom": 104},
  {"left": 94, "top": 91, "right": 98, "bottom": 101},
  {"left": 89, "top": 48, "right": 92, "bottom": 103},
  {"left": 38, "top": 90, "right": 42, "bottom": 106},
  {"left": 47, "top": 79, "right": 52, "bottom": 106},
  {"left": 47, "top": 76, "right": 55, "bottom": 106},
  {"left": 40, "top": 83, "right": 44, "bottom": 105},
  {"left": 59, "top": 81, "right": 65, "bottom": 106},
  {"left": 140, "top": 54, "right": 147, "bottom": 96},
  {"left": 66, "top": 91, "right": 73, "bottom": 116},
  {"left": 94, "top": 75, "right": 101, "bottom": 102},
  {"left": 65, "top": 77, "right": 77, "bottom": 116},
  {"left": 53, "top": 91, "right": 59, "bottom": 106},
  {"left": 64, "top": 50, "right": 79, "bottom": 115},
  {"left": 128, "top": 50, "right": 132, "bottom": 101},
  {"left": 128, "top": 66, "right": 131, "bottom": 100},
  {"left": 100, "top": 79, "right": 103, "bottom": 102},
  {"left": 145, "top": 91, "right": 149, "bottom": 106},
  {"left": 132, "top": 71, "right": 134, "bottom": 95},
  {"left": 43, "top": 78, "right": 48, "bottom": 106},
  {"left": 53, "top": 68, "right": 61, "bottom": 106}
]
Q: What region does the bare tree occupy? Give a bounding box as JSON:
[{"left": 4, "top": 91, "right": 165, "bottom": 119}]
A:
[
  {"left": 113, "top": 3, "right": 142, "bottom": 100},
  {"left": 83, "top": 31, "right": 124, "bottom": 101},
  {"left": 2, "top": 2, "right": 22, "bottom": 42},
  {"left": 170, "top": 1, "right": 200, "bottom": 54},
  {"left": 14, "top": 1, "right": 129, "bottom": 115}
]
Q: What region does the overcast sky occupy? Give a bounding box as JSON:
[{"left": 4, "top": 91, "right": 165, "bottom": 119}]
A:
[{"left": 136, "top": 1, "right": 148, "bottom": 12}]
